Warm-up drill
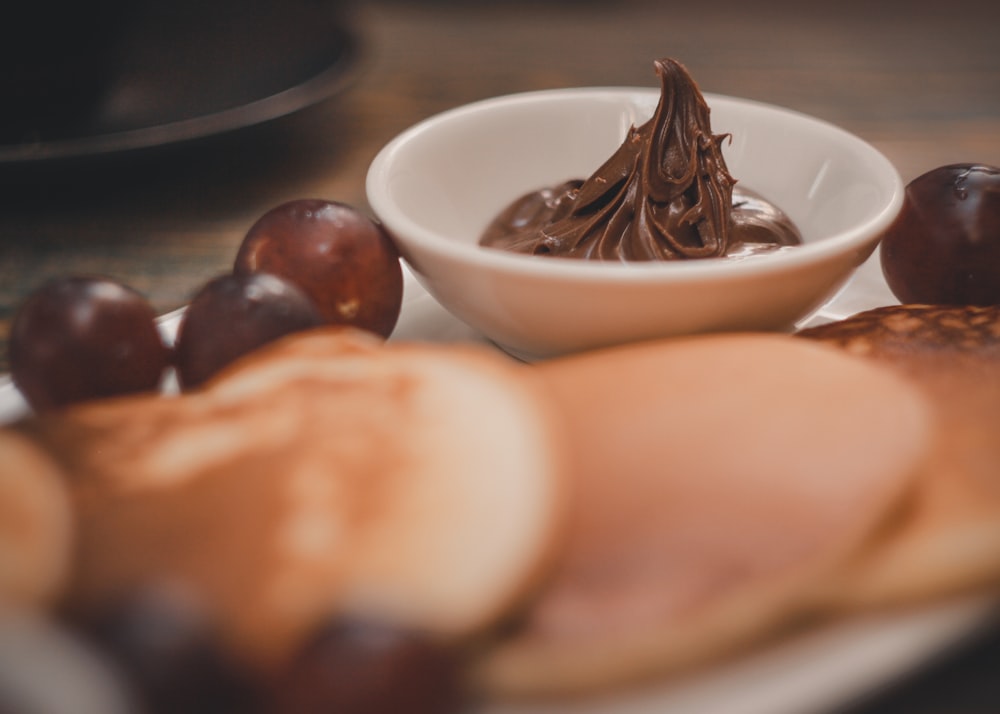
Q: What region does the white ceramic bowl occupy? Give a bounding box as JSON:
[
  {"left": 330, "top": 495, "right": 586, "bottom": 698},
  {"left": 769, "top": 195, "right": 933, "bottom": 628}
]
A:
[{"left": 366, "top": 88, "right": 903, "bottom": 360}]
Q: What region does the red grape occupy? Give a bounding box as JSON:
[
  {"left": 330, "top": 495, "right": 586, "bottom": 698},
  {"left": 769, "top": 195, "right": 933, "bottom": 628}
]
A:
[
  {"left": 173, "top": 272, "right": 323, "bottom": 390},
  {"left": 880, "top": 164, "right": 1000, "bottom": 305},
  {"left": 272, "top": 618, "right": 463, "bottom": 714},
  {"left": 9, "top": 276, "right": 171, "bottom": 412},
  {"left": 79, "top": 586, "right": 262, "bottom": 714},
  {"left": 234, "top": 200, "right": 404, "bottom": 338}
]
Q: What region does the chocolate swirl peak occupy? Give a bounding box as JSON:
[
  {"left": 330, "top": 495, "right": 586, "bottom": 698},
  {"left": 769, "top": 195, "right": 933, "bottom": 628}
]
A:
[{"left": 480, "top": 58, "right": 801, "bottom": 261}]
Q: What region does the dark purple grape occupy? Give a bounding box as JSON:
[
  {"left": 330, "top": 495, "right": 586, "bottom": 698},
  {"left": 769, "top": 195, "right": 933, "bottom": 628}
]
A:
[
  {"left": 9, "top": 276, "right": 171, "bottom": 412},
  {"left": 173, "top": 272, "right": 323, "bottom": 390},
  {"left": 79, "top": 586, "right": 262, "bottom": 714},
  {"left": 234, "top": 200, "right": 404, "bottom": 338},
  {"left": 272, "top": 618, "right": 463, "bottom": 714},
  {"left": 880, "top": 163, "right": 1000, "bottom": 305}
]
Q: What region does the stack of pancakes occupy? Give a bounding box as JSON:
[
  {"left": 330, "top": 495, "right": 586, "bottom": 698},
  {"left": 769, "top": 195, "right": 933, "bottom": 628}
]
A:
[
  {"left": 4, "top": 329, "right": 566, "bottom": 671},
  {"left": 1, "top": 304, "right": 999, "bottom": 700}
]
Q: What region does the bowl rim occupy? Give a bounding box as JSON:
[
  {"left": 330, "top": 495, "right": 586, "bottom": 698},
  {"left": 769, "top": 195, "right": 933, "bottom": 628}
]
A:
[{"left": 366, "top": 86, "right": 904, "bottom": 283}]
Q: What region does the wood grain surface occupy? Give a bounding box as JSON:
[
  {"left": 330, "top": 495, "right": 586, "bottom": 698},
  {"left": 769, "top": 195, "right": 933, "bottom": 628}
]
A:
[{"left": 1, "top": 0, "right": 998, "bottom": 369}]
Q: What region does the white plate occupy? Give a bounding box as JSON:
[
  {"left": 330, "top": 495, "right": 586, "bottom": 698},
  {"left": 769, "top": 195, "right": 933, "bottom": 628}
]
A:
[{"left": 0, "top": 253, "right": 995, "bottom": 714}]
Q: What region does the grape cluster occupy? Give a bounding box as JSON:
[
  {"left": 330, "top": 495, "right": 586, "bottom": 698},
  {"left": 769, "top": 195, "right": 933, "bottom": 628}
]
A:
[
  {"left": 9, "top": 200, "right": 404, "bottom": 409},
  {"left": 67, "top": 587, "right": 463, "bottom": 714},
  {"left": 5, "top": 200, "right": 461, "bottom": 713}
]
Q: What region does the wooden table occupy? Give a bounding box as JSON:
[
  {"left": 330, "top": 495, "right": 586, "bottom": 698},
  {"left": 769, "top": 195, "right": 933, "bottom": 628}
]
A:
[
  {"left": 0, "top": 0, "right": 998, "bottom": 707},
  {"left": 2, "top": 0, "right": 999, "bottom": 369}
]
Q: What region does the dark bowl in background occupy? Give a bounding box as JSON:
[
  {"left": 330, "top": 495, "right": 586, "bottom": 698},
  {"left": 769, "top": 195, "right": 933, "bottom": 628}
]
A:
[
  {"left": 1, "top": 1, "right": 130, "bottom": 140},
  {"left": 0, "top": 0, "right": 359, "bottom": 163}
]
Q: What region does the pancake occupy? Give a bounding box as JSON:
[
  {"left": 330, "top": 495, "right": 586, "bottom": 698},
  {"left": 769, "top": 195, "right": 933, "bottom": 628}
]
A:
[
  {"left": 799, "top": 304, "right": 1000, "bottom": 607},
  {"left": 474, "top": 333, "right": 932, "bottom": 696},
  {"left": 0, "top": 430, "right": 73, "bottom": 611},
  {"left": 18, "top": 327, "right": 567, "bottom": 670}
]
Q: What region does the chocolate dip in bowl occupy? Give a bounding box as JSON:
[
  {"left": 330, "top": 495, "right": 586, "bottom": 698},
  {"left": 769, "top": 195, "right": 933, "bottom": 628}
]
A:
[{"left": 366, "top": 73, "right": 903, "bottom": 361}]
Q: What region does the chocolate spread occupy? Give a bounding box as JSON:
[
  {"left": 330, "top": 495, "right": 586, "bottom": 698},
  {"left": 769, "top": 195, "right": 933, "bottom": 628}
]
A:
[{"left": 479, "top": 58, "right": 802, "bottom": 261}]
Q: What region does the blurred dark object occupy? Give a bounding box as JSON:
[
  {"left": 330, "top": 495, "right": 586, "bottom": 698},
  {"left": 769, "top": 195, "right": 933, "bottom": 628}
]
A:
[
  {"left": 273, "top": 617, "right": 465, "bottom": 714},
  {"left": 79, "top": 586, "right": 264, "bottom": 714},
  {"left": 838, "top": 617, "right": 1000, "bottom": 713},
  {"left": 0, "top": 1, "right": 130, "bottom": 141},
  {"left": 0, "top": 0, "right": 359, "bottom": 163}
]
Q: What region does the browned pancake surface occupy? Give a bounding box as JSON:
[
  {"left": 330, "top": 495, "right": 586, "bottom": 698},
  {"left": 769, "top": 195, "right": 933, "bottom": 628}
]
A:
[
  {"left": 800, "top": 304, "right": 1000, "bottom": 606},
  {"left": 476, "top": 333, "right": 931, "bottom": 696},
  {"left": 18, "top": 328, "right": 567, "bottom": 669}
]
